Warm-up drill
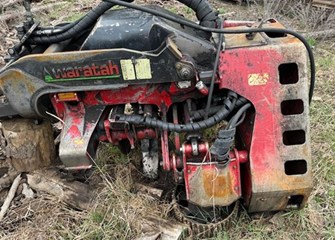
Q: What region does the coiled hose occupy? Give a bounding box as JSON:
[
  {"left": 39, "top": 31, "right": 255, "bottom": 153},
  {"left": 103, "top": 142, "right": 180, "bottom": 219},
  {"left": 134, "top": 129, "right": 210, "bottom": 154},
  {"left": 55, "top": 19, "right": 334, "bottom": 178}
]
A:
[
  {"left": 27, "top": 1, "right": 124, "bottom": 44},
  {"left": 116, "top": 92, "right": 238, "bottom": 133},
  {"left": 28, "top": 0, "right": 218, "bottom": 43},
  {"left": 178, "top": 0, "right": 218, "bottom": 28}
]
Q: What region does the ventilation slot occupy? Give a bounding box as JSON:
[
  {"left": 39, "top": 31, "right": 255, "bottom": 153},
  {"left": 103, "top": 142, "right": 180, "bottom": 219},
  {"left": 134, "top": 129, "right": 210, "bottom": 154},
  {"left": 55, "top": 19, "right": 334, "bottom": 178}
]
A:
[
  {"left": 279, "top": 63, "right": 299, "bottom": 84},
  {"left": 285, "top": 160, "right": 307, "bottom": 175},
  {"left": 281, "top": 99, "right": 304, "bottom": 115},
  {"left": 265, "top": 32, "right": 287, "bottom": 38},
  {"left": 283, "top": 130, "right": 305, "bottom": 145},
  {"left": 287, "top": 195, "right": 304, "bottom": 209}
]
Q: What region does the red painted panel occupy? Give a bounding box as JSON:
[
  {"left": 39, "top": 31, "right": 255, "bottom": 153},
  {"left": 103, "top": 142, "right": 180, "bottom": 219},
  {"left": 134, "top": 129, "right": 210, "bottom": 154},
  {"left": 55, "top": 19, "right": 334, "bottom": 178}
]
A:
[{"left": 219, "top": 46, "right": 285, "bottom": 204}]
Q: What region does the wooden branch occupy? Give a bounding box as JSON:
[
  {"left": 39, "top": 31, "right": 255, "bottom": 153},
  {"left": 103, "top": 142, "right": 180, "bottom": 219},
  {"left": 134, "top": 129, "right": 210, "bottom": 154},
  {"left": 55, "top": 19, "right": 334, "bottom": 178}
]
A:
[
  {"left": 0, "top": 171, "right": 19, "bottom": 192},
  {"left": 0, "top": 2, "right": 67, "bottom": 23},
  {"left": 135, "top": 215, "right": 189, "bottom": 240},
  {"left": 32, "top": 2, "right": 67, "bottom": 13},
  {"left": 0, "top": 0, "right": 23, "bottom": 9},
  {"left": 135, "top": 183, "right": 163, "bottom": 200},
  {"left": 305, "top": 29, "right": 335, "bottom": 39},
  {"left": 313, "top": 0, "right": 335, "bottom": 8},
  {"left": 27, "top": 169, "right": 94, "bottom": 210},
  {"left": 0, "top": 11, "right": 21, "bottom": 23},
  {"left": 0, "top": 174, "right": 21, "bottom": 221}
]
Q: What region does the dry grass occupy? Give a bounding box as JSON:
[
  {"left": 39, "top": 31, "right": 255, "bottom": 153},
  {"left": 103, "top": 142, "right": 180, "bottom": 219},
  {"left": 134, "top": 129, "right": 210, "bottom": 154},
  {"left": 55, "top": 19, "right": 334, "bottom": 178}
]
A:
[
  {"left": 0, "top": 0, "right": 334, "bottom": 239},
  {"left": 0, "top": 163, "right": 168, "bottom": 239}
]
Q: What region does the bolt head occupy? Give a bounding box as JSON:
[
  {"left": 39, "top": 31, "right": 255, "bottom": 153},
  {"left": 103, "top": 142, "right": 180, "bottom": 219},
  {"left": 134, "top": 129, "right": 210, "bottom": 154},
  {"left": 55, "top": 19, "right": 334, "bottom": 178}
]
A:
[
  {"left": 8, "top": 48, "right": 15, "bottom": 55},
  {"left": 175, "top": 62, "right": 182, "bottom": 70}
]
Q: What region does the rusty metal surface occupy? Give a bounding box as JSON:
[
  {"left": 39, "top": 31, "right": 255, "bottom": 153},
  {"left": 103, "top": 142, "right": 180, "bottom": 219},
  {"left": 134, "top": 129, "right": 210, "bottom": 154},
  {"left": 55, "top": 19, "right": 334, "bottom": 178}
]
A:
[
  {"left": 219, "top": 29, "right": 312, "bottom": 212},
  {"left": 224, "top": 20, "right": 300, "bottom": 49},
  {"left": 224, "top": 31, "right": 267, "bottom": 49},
  {"left": 186, "top": 160, "right": 241, "bottom": 207}
]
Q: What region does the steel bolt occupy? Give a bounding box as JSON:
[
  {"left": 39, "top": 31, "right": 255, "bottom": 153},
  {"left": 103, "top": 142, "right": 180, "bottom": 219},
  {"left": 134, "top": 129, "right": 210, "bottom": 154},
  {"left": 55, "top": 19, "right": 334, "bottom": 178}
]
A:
[
  {"left": 8, "top": 48, "right": 15, "bottom": 55},
  {"left": 175, "top": 62, "right": 182, "bottom": 70},
  {"left": 180, "top": 68, "right": 193, "bottom": 79}
]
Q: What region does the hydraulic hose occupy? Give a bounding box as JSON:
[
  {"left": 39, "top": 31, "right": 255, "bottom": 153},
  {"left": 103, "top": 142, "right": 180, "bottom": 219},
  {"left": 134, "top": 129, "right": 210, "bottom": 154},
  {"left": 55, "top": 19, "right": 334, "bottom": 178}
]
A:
[
  {"left": 31, "top": 0, "right": 217, "bottom": 38},
  {"left": 25, "top": 0, "right": 315, "bottom": 102},
  {"left": 205, "top": 18, "right": 224, "bottom": 119},
  {"left": 192, "top": 96, "right": 248, "bottom": 120},
  {"left": 116, "top": 92, "right": 238, "bottom": 133},
  {"left": 177, "top": 0, "right": 218, "bottom": 28},
  {"left": 191, "top": 105, "right": 222, "bottom": 120},
  {"left": 32, "top": 18, "right": 83, "bottom": 36},
  {"left": 228, "top": 103, "right": 252, "bottom": 129},
  {"left": 27, "top": 1, "right": 133, "bottom": 44},
  {"left": 102, "top": 0, "right": 316, "bottom": 103}
]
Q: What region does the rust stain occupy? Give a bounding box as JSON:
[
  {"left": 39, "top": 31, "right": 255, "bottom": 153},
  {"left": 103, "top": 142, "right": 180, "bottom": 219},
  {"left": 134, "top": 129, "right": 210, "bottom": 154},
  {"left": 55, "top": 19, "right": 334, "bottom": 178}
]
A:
[
  {"left": 2, "top": 71, "right": 37, "bottom": 95},
  {"left": 202, "top": 168, "right": 232, "bottom": 198}
]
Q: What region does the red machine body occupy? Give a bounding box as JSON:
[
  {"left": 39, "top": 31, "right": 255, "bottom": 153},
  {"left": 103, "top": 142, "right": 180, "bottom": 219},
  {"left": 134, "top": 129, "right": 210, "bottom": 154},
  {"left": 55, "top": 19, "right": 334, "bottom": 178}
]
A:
[
  {"left": 0, "top": 1, "right": 313, "bottom": 231},
  {"left": 46, "top": 20, "right": 312, "bottom": 213}
]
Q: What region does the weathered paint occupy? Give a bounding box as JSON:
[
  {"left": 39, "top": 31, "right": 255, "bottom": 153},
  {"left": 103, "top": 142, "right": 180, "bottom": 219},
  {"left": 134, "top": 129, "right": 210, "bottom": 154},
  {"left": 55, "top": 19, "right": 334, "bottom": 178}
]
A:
[{"left": 219, "top": 25, "right": 312, "bottom": 212}]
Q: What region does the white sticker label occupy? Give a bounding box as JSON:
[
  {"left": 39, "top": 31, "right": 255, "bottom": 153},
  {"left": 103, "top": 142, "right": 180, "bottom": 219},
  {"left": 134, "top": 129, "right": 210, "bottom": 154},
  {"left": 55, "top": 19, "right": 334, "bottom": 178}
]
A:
[
  {"left": 135, "top": 59, "right": 152, "bottom": 80},
  {"left": 120, "top": 59, "right": 152, "bottom": 80},
  {"left": 120, "top": 59, "right": 136, "bottom": 80}
]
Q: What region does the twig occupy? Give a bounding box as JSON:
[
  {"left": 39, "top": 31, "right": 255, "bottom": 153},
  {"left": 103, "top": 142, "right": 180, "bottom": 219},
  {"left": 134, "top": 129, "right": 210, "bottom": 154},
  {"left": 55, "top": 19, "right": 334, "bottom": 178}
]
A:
[
  {"left": 0, "top": 171, "right": 19, "bottom": 192},
  {"left": 32, "top": 2, "right": 67, "bottom": 13},
  {"left": 0, "top": 11, "right": 21, "bottom": 23},
  {"left": 0, "top": 174, "right": 21, "bottom": 221},
  {"left": 305, "top": 29, "right": 335, "bottom": 40},
  {"left": 312, "top": 0, "right": 335, "bottom": 8},
  {"left": 0, "top": 0, "right": 23, "bottom": 9},
  {"left": 0, "top": 2, "right": 67, "bottom": 23}
]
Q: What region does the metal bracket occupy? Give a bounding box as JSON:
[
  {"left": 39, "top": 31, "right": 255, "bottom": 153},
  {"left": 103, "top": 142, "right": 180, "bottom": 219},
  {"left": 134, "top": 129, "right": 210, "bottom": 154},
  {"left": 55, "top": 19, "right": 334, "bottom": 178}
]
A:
[{"left": 246, "top": 19, "right": 264, "bottom": 40}]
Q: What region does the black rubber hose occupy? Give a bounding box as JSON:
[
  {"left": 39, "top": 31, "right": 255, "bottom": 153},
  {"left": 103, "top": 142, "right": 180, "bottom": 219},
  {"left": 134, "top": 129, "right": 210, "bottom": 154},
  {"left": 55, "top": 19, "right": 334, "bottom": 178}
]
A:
[
  {"left": 228, "top": 103, "right": 251, "bottom": 129},
  {"left": 204, "top": 19, "right": 224, "bottom": 119},
  {"left": 191, "top": 105, "right": 222, "bottom": 120},
  {"left": 32, "top": 18, "right": 83, "bottom": 36},
  {"left": 116, "top": 92, "right": 238, "bottom": 133},
  {"left": 192, "top": 96, "right": 247, "bottom": 120},
  {"left": 28, "top": 1, "right": 132, "bottom": 44},
  {"left": 177, "top": 0, "right": 218, "bottom": 28},
  {"left": 103, "top": 0, "right": 316, "bottom": 103}
]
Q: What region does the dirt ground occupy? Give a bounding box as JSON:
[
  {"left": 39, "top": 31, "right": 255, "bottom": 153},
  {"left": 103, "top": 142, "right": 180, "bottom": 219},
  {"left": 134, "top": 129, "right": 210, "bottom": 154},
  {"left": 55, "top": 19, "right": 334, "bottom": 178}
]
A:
[{"left": 0, "top": 0, "right": 334, "bottom": 239}]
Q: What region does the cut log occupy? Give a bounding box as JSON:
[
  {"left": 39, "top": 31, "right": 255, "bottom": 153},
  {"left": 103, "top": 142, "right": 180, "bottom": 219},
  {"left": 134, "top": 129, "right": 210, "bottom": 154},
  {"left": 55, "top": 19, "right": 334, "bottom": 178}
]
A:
[
  {"left": 1, "top": 119, "right": 55, "bottom": 172},
  {"left": 136, "top": 215, "right": 189, "bottom": 240},
  {"left": 27, "top": 169, "right": 94, "bottom": 210}
]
